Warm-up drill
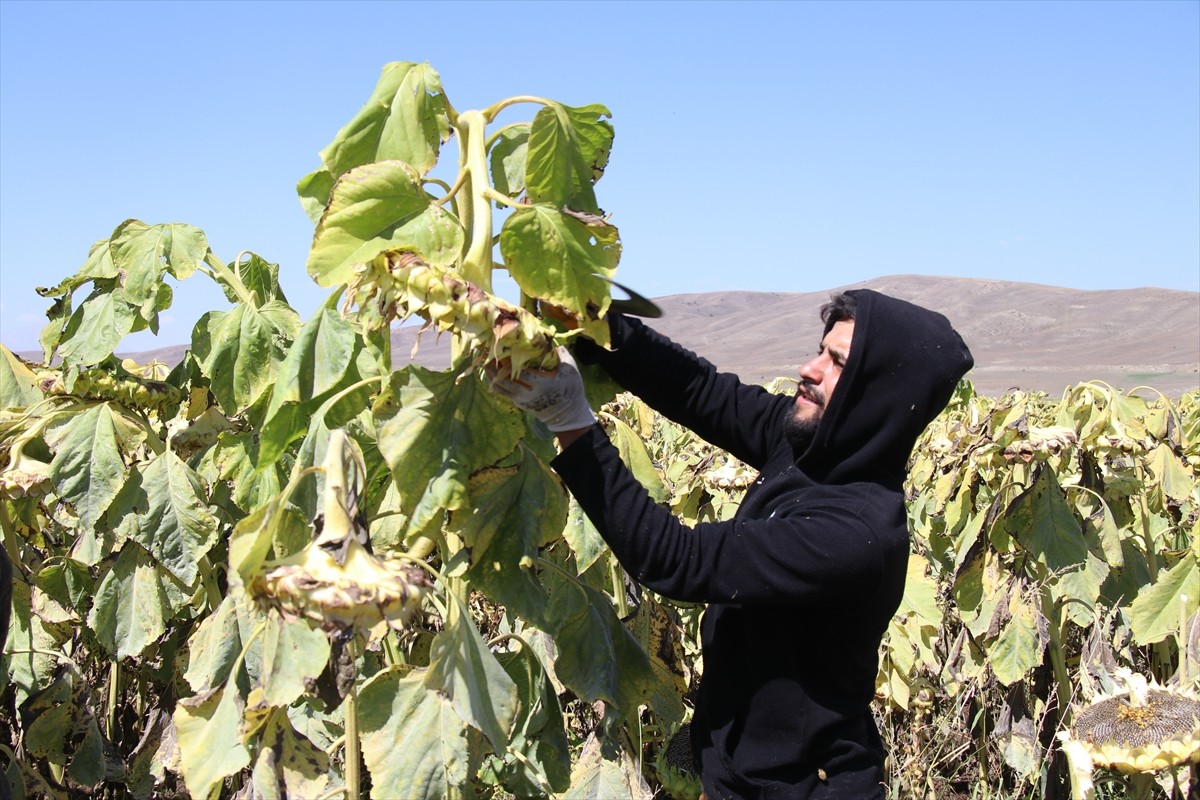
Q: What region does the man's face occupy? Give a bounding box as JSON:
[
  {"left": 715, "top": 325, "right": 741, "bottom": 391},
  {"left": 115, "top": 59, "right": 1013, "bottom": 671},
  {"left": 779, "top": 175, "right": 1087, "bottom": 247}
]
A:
[{"left": 785, "top": 320, "right": 854, "bottom": 447}]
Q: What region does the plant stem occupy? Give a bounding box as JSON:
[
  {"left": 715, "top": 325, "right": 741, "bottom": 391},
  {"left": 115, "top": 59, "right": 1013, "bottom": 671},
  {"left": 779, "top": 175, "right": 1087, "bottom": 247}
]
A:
[
  {"left": 345, "top": 674, "right": 361, "bottom": 800},
  {"left": 1041, "top": 593, "right": 1074, "bottom": 725},
  {"left": 107, "top": 658, "right": 121, "bottom": 741},
  {"left": 457, "top": 110, "right": 494, "bottom": 292},
  {"left": 202, "top": 251, "right": 258, "bottom": 308},
  {"left": 610, "top": 553, "right": 629, "bottom": 619}
]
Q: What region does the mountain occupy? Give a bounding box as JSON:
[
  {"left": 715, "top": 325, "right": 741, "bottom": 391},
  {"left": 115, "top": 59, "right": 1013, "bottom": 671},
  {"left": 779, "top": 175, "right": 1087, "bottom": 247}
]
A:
[
  {"left": 392, "top": 275, "right": 1200, "bottom": 397},
  {"left": 18, "top": 276, "right": 1199, "bottom": 398}
]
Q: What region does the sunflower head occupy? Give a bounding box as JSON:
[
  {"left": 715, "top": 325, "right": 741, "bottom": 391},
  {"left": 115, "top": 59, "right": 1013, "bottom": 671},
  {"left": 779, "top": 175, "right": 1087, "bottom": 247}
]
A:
[{"left": 1063, "top": 672, "right": 1200, "bottom": 777}]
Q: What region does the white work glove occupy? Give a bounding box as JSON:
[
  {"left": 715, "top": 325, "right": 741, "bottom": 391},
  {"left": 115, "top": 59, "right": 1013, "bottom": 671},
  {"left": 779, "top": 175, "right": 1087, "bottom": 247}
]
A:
[{"left": 487, "top": 348, "right": 597, "bottom": 433}]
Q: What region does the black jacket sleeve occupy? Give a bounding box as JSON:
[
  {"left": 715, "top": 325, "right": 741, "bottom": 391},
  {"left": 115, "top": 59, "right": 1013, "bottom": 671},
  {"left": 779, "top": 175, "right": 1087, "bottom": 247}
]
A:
[
  {"left": 576, "top": 314, "right": 793, "bottom": 469},
  {"left": 552, "top": 426, "right": 893, "bottom": 607}
]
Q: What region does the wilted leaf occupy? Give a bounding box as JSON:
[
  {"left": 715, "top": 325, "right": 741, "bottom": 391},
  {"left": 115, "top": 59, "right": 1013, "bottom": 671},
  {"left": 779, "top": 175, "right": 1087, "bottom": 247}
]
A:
[
  {"left": 986, "top": 591, "right": 1045, "bottom": 686},
  {"left": 307, "top": 160, "right": 463, "bottom": 288},
  {"left": 491, "top": 647, "right": 571, "bottom": 795},
  {"left": 192, "top": 300, "right": 299, "bottom": 415},
  {"left": 47, "top": 402, "right": 137, "bottom": 531},
  {"left": 540, "top": 563, "right": 655, "bottom": 719},
  {"left": 489, "top": 123, "right": 530, "bottom": 198},
  {"left": 1130, "top": 552, "right": 1199, "bottom": 645},
  {"left": 248, "top": 707, "right": 330, "bottom": 800},
  {"left": 376, "top": 367, "right": 523, "bottom": 536},
  {"left": 320, "top": 61, "right": 450, "bottom": 181},
  {"left": 173, "top": 686, "right": 252, "bottom": 800},
  {"left": 108, "top": 449, "right": 219, "bottom": 585},
  {"left": 0, "top": 344, "right": 43, "bottom": 408},
  {"left": 359, "top": 666, "right": 471, "bottom": 799},
  {"left": 183, "top": 594, "right": 244, "bottom": 693},
  {"left": 258, "top": 296, "right": 363, "bottom": 466},
  {"left": 87, "top": 544, "right": 188, "bottom": 660},
  {"left": 259, "top": 615, "right": 331, "bottom": 707},
  {"left": 424, "top": 592, "right": 518, "bottom": 750},
  {"left": 525, "top": 102, "right": 613, "bottom": 213},
  {"left": 111, "top": 220, "right": 208, "bottom": 306},
  {"left": 460, "top": 450, "right": 565, "bottom": 624},
  {"left": 564, "top": 732, "right": 653, "bottom": 800}
]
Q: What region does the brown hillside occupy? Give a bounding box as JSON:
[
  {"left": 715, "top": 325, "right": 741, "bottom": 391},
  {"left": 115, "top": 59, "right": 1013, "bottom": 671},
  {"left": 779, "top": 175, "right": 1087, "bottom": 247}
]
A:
[
  {"left": 391, "top": 275, "right": 1200, "bottom": 397},
  {"left": 26, "top": 275, "right": 1193, "bottom": 399}
]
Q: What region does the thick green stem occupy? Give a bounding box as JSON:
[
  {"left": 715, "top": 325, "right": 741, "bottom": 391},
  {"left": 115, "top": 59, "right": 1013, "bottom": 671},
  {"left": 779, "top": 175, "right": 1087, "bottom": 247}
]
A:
[
  {"left": 202, "top": 251, "right": 258, "bottom": 308},
  {"left": 1041, "top": 594, "right": 1074, "bottom": 724},
  {"left": 197, "top": 555, "right": 223, "bottom": 613},
  {"left": 457, "top": 110, "right": 494, "bottom": 292},
  {"left": 107, "top": 658, "right": 121, "bottom": 741},
  {"left": 345, "top": 678, "right": 361, "bottom": 800}
]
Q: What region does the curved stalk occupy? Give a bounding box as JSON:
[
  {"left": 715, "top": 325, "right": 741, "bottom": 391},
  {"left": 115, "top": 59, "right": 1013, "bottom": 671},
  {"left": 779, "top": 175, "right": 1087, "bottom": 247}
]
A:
[
  {"left": 201, "top": 251, "right": 258, "bottom": 308},
  {"left": 482, "top": 95, "right": 554, "bottom": 123},
  {"left": 457, "top": 110, "right": 495, "bottom": 292}
]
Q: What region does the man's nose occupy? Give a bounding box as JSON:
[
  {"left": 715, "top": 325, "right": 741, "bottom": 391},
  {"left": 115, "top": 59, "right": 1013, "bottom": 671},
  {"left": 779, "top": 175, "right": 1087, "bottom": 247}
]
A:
[{"left": 798, "top": 357, "right": 821, "bottom": 384}]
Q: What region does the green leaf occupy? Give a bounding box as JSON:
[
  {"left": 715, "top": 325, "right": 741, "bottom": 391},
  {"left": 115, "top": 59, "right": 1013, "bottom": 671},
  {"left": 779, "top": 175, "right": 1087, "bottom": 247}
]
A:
[
  {"left": 625, "top": 597, "right": 687, "bottom": 726},
  {"left": 47, "top": 403, "right": 134, "bottom": 531},
  {"left": 525, "top": 102, "right": 613, "bottom": 213},
  {"left": 459, "top": 450, "right": 566, "bottom": 624},
  {"left": 376, "top": 367, "right": 523, "bottom": 537},
  {"left": 258, "top": 297, "right": 363, "bottom": 467},
  {"left": 226, "top": 483, "right": 310, "bottom": 588},
  {"left": 207, "top": 430, "right": 289, "bottom": 517},
  {"left": 259, "top": 614, "right": 331, "bottom": 707},
  {"left": 4, "top": 578, "right": 65, "bottom": 706},
  {"left": 184, "top": 594, "right": 244, "bottom": 693},
  {"left": 173, "top": 686, "right": 252, "bottom": 800},
  {"left": 319, "top": 61, "right": 450, "bottom": 180},
  {"left": 540, "top": 563, "right": 655, "bottom": 719},
  {"left": 306, "top": 160, "right": 464, "bottom": 288},
  {"left": 35, "top": 559, "right": 94, "bottom": 618},
  {"left": 220, "top": 252, "right": 289, "bottom": 307},
  {"left": 1148, "top": 442, "right": 1193, "bottom": 507},
  {"left": 491, "top": 647, "right": 571, "bottom": 795},
  {"left": 608, "top": 415, "right": 668, "bottom": 503},
  {"left": 564, "top": 732, "right": 652, "bottom": 800},
  {"left": 249, "top": 708, "right": 330, "bottom": 800},
  {"left": 56, "top": 288, "right": 137, "bottom": 366},
  {"left": 359, "top": 666, "right": 472, "bottom": 800},
  {"left": 424, "top": 592, "right": 518, "bottom": 751},
  {"left": 0, "top": 344, "right": 43, "bottom": 408},
  {"left": 108, "top": 450, "right": 219, "bottom": 585},
  {"left": 87, "top": 544, "right": 187, "bottom": 659},
  {"left": 986, "top": 592, "right": 1045, "bottom": 686},
  {"left": 297, "top": 167, "right": 336, "bottom": 224},
  {"left": 489, "top": 123, "right": 530, "bottom": 199},
  {"left": 563, "top": 495, "right": 609, "bottom": 575},
  {"left": 111, "top": 220, "right": 208, "bottom": 305},
  {"left": 500, "top": 204, "right": 619, "bottom": 342},
  {"left": 1130, "top": 552, "right": 1199, "bottom": 645},
  {"left": 192, "top": 300, "right": 300, "bottom": 415}
]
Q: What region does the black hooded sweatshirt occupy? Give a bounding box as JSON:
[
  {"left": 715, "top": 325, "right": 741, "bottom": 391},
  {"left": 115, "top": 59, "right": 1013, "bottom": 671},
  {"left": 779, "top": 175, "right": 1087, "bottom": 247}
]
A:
[{"left": 551, "top": 289, "right": 973, "bottom": 799}]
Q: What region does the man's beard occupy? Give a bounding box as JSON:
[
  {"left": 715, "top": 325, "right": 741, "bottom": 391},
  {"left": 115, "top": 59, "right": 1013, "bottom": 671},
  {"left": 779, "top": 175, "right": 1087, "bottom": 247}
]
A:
[
  {"left": 784, "top": 381, "right": 824, "bottom": 452},
  {"left": 783, "top": 413, "right": 820, "bottom": 452}
]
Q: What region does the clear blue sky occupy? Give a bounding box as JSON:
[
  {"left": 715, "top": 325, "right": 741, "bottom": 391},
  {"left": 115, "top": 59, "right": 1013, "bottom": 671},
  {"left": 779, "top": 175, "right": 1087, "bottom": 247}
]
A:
[{"left": 2, "top": 0, "right": 1197, "bottom": 353}]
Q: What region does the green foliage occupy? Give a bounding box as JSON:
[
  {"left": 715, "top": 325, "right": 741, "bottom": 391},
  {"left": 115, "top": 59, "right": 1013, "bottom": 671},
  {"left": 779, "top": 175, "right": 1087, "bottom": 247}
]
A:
[{"left": 2, "top": 59, "right": 1197, "bottom": 800}]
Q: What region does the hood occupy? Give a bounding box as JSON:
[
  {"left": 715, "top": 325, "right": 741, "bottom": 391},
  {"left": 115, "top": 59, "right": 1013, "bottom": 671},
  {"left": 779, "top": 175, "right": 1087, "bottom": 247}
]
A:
[{"left": 795, "top": 289, "right": 973, "bottom": 489}]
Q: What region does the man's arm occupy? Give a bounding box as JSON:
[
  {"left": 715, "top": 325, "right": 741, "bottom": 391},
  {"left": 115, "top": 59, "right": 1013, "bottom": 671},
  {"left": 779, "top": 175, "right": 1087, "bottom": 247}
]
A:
[{"left": 577, "top": 314, "right": 791, "bottom": 469}]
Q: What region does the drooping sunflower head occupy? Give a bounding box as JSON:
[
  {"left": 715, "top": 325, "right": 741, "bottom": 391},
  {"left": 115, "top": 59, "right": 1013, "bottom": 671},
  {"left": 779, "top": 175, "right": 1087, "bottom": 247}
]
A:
[{"left": 1066, "top": 674, "right": 1200, "bottom": 776}]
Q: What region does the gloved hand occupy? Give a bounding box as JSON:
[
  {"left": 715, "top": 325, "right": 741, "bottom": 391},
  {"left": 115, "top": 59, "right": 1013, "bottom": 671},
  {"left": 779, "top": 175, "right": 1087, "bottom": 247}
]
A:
[{"left": 487, "top": 348, "right": 597, "bottom": 433}]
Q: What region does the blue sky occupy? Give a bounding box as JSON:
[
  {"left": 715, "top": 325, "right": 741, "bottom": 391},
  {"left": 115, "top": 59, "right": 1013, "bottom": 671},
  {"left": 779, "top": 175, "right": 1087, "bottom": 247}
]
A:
[{"left": 1, "top": 0, "right": 1197, "bottom": 353}]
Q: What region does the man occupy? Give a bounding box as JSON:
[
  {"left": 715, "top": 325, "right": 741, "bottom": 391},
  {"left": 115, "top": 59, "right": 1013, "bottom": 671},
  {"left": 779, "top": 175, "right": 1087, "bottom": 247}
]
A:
[{"left": 491, "top": 289, "right": 973, "bottom": 799}]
